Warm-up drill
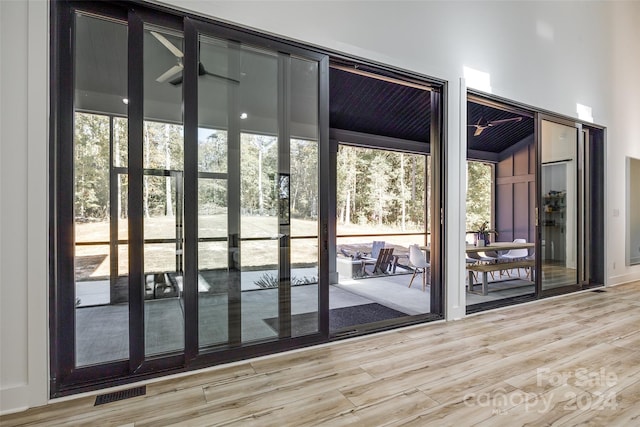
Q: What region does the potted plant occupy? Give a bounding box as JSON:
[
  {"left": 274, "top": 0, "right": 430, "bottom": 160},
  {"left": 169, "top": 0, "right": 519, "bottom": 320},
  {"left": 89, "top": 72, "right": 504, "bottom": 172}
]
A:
[{"left": 474, "top": 221, "right": 498, "bottom": 246}]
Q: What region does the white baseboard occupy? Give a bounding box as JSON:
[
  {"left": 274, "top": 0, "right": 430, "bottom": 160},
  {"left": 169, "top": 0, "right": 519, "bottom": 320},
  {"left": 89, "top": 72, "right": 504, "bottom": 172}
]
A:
[
  {"left": 0, "top": 384, "right": 30, "bottom": 416},
  {"left": 608, "top": 271, "right": 640, "bottom": 286}
]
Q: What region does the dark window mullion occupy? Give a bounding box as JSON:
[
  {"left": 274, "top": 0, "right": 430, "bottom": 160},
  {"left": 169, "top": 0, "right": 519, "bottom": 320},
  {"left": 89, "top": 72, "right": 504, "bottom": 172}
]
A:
[
  {"left": 183, "top": 17, "right": 198, "bottom": 361},
  {"left": 277, "top": 54, "right": 292, "bottom": 338},
  {"left": 54, "top": 2, "right": 77, "bottom": 383},
  {"left": 429, "top": 90, "right": 443, "bottom": 316},
  {"left": 318, "top": 56, "right": 330, "bottom": 338},
  {"left": 226, "top": 40, "right": 242, "bottom": 346},
  {"left": 127, "top": 10, "right": 145, "bottom": 371}
]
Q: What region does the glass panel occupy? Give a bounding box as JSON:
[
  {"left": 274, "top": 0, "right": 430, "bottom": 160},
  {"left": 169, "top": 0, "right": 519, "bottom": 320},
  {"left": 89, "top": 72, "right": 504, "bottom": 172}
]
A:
[
  {"left": 233, "top": 43, "right": 280, "bottom": 343},
  {"left": 291, "top": 238, "right": 319, "bottom": 336},
  {"left": 73, "top": 12, "right": 129, "bottom": 366},
  {"left": 143, "top": 26, "right": 184, "bottom": 356},
  {"left": 289, "top": 56, "right": 319, "bottom": 336},
  {"left": 74, "top": 113, "right": 111, "bottom": 242},
  {"left": 197, "top": 35, "right": 321, "bottom": 345},
  {"left": 198, "top": 128, "right": 227, "bottom": 173},
  {"left": 117, "top": 174, "right": 129, "bottom": 241},
  {"left": 241, "top": 131, "right": 279, "bottom": 342},
  {"left": 114, "top": 116, "right": 128, "bottom": 168},
  {"left": 197, "top": 34, "right": 234, "bottom": 349},
  {"left": 465, "top": 161, "right": 493, "bottom": 240},
  {"left": 335, "top": 146, "right": 429, "bottom": 330},
  {"left": 336, "top": 146, "right": 427, "bottom": 237},
  {"left": 198, "top": 174, "right": 228, "bottom": 348},
  {"left": 541, "top": 120, "right": 578, "bottom": 290}
]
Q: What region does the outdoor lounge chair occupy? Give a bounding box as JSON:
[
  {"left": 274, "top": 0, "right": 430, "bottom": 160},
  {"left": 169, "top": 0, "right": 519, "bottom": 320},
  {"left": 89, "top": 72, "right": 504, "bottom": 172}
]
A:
[{"left": 363, "top": 247, "right": 395, "bottom": 275}]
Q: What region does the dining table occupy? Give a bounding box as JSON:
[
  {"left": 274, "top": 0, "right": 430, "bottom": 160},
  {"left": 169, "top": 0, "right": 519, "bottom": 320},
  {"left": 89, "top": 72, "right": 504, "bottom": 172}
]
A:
[{"left": 463, "top": 241, "right": 534, "bottom": 254}]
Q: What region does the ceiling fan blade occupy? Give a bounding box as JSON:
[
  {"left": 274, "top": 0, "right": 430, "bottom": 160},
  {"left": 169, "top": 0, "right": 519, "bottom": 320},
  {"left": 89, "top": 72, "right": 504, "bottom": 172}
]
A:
[
  {"left": 474, "top": 127, "right": 484, "bottom": 137},
  {"left": 168, "top": 63, "right": 241, "bottom": 86},
  {"left": 150, "top": 31, "right": 184, "bottom": 58},
  {"left": 488, "top": 117, "right": 523, "bottom": 126},
  {"left": 156, "top": 64, "right": 184, "bottom": 83},
  {"left": 203, "top": 70, "right": 240, "bottom": 85}
]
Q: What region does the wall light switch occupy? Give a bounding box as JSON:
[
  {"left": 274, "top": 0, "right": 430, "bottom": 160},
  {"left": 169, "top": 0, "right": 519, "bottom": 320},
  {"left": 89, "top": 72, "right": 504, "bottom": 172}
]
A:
[{"left": 613, "top": 208, "right": 620, "bottom": 217}]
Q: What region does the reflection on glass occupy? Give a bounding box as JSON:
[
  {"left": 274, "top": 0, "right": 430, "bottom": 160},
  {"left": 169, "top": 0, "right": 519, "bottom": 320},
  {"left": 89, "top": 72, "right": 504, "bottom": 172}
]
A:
[
  {"left": 197, "top": 34, "right": 235, "bottom": 348},
  {"left": 541, "top": 120, "right": 578, "bottom": 290},
  {"left": 198, "top": 129, "right": 227, "bottom": 173},
  {"left": 289, "top": 56, "right": 319, "bottom": 337},
  {"left": 196, "top": 35, "right": 321, "bottom": 344},
  {"left": 73, "top": 13, "right": 129, "bottom": 366},
  {"left": 114, "top": 117, "right": 128, "bottom": 168},
  {"left": 143, "top": 26, "right": 185, "bottom": 356}
]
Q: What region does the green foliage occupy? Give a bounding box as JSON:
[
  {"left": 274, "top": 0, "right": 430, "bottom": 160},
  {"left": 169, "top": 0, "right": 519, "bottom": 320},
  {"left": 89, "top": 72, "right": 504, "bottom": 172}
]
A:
[
  {"left": 74, "top": 113, "right": 110, "bottom": 220},
  {"left": 336, "top": 146, "right": 427, "bottom": 232},
  {"left": 253, "top": 272, "right": 318, "bottom": 288},
  {"left": 290, "top": 139, "right": 318, "bottom": 220},
  {"left": 74, "top": 113, "right": 320, "bottom": 225},
  {"left": 466, "top": 161, "right": 493, "bottom": 231}
]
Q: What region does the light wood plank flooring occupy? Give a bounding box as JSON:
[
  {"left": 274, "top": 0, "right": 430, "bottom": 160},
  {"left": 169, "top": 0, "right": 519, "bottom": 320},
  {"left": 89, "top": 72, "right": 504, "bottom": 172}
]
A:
[{"left": 2, "top": 281, "right": 639, "bottom": 426}]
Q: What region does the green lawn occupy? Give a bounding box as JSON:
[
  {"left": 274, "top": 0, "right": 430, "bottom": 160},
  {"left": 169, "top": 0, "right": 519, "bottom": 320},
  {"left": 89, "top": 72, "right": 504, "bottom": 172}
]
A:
[{"left": 75, "top": 214, "right": 428, "bottom": 280}]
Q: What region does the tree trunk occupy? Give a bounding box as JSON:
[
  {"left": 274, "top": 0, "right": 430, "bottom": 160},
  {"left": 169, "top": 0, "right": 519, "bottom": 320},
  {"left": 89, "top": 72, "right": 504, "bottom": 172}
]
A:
[
  {"left": 400, "top": 153, "right": 406, "bottom": 231},
  {"left": 164, "top": 125, "right": 173, "bottom": 217},
  {"left": 411, "top": 156, "right": 416, "bottom": 200},
  {"left": 345, "top": 189, "right": 351, "bottom": 225},
  {"left": 258, "top": 148, "right": 263, "bottom": 214},
  {"left": 143, "top": 125, "right": 150, "bottom": 219}
]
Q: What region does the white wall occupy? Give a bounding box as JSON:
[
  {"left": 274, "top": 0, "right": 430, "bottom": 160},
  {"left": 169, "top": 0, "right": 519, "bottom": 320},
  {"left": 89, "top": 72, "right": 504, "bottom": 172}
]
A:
[
  {"left": 608, "top": 1, "right": 640, "bottom": 284},
  {"left": 2, "top": 0, "right": 639, "bottom": 414},
  {"left": 0, "top": 0, "right": 49, "bottom": 415}
]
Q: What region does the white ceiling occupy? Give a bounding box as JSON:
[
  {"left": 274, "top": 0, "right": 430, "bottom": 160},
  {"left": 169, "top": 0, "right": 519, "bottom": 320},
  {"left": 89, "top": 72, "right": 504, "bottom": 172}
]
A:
[{"left": 74, "top": 13, "right": 318, "bottom": 140}]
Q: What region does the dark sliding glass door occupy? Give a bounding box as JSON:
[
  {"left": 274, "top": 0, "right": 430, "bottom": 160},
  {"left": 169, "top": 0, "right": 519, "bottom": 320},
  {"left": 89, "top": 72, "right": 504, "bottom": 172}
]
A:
[
  {"left": 53, "top": 1, "right": 327, "bottom": 396},
  {"left": 537, "top": 115, "right": 589, "bottom": 295}
]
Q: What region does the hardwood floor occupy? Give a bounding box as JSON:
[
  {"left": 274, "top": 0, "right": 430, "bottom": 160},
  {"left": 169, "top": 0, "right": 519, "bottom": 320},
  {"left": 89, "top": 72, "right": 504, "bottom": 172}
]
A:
[{"left": 3, "top": 281, "right": 639, "bottom": 426}]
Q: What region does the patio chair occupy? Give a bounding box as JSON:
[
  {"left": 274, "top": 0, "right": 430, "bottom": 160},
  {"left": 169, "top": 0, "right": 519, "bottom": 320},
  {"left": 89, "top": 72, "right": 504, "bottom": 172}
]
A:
[
  {"left": 369, "top": 241, "right": 385, "bottom": 259},
  {"left": 363, "top": 247, "right": 395, "bottom": 276},
  {"left": 408, "top": 244, "right": 430, "bottom": 291}
]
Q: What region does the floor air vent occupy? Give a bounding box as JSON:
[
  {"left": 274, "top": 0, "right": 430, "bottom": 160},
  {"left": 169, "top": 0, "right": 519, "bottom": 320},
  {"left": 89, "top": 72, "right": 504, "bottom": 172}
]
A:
[{"left": 94, "top": 385, "right": 146, "bottom": 406}]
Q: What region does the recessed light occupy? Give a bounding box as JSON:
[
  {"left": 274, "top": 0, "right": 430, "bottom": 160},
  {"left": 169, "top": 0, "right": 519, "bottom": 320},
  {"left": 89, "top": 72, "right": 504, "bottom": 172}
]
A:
[{"left": 240, "top": 112, "right": 248, "bottom": 119}]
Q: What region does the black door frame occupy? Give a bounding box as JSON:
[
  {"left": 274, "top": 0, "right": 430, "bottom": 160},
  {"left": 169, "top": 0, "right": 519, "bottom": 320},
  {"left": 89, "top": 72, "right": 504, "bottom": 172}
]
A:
[
  {"left": 466, "top": 91, "right": 606, "bottom": 310},
  {"left": 50, "top": 0, "right": 445, "bottom": 397},
  {"left": 536, "top": 113, "right": 589, "bottom": 297}
]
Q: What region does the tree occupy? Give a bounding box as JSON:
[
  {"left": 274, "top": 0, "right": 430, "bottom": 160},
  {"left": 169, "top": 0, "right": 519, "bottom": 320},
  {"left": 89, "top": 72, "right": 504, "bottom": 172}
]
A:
[
  {"left": 466, "top": 161, "right": 493, "bottom": 231},
  {"left": 74, "top": 112, "right": 110, "bottom": 220}
]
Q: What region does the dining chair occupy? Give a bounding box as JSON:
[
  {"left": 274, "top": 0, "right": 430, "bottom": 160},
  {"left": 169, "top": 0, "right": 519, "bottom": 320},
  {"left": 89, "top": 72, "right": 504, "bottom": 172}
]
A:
[
  {"left": 501, "top": 238, "right": 529, "bottom": 277},
  {"left": 408, "top": 244, "right": 430, "bottom": 291}
]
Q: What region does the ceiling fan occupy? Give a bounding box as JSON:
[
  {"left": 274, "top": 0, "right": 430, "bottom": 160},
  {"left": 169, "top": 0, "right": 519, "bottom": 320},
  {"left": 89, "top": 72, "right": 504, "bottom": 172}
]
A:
[
  {"left": 150, "top": 31, "right": 240, "bottom": 86},
  {"left": 468, "top": 116, "right": 523, "bottom": 136}
]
